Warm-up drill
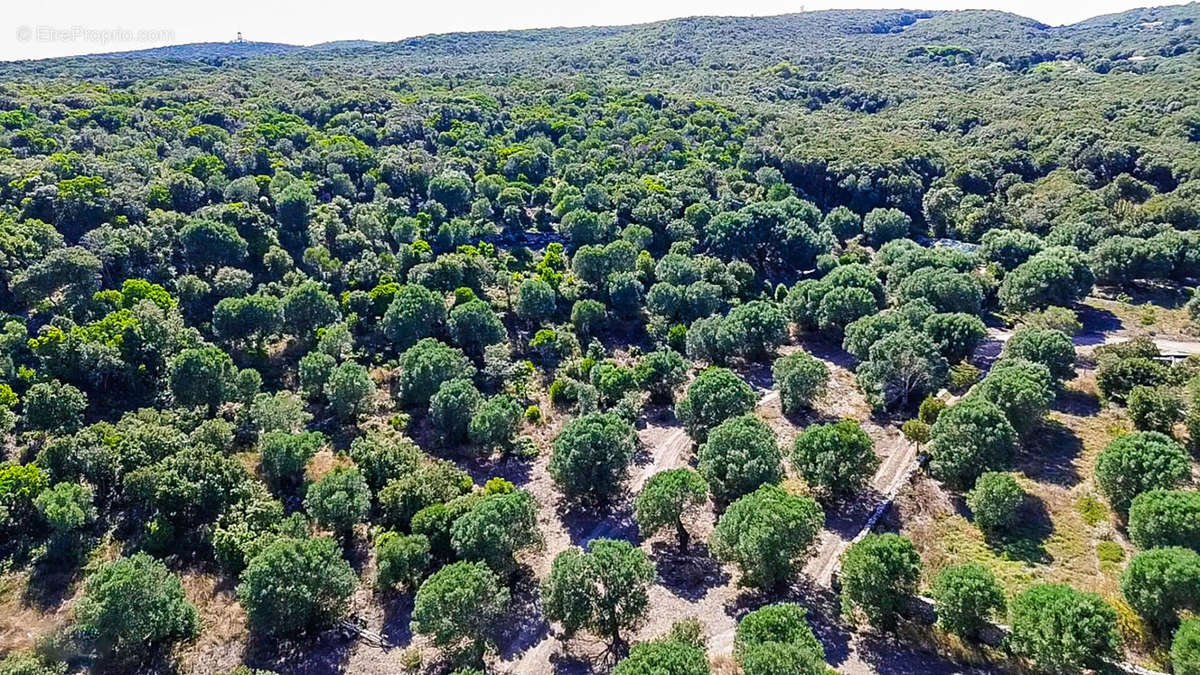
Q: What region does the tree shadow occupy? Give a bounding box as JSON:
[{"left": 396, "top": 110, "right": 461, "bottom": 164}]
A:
[
  {"left": 380, "top": 591, "right": 414, "bottom": 647},
  {"left": 1075, "top": 304, "right": 1124, "bottom": 340},
  {"left": 985, "top": 495, "right": 1053, "bottom": 565},
  {"left": 493, "top": 570, "right": 548, "bottom": 661},
  {"left": 650, "top": 541, "right": 730, "bottom": 601},
  {"left": 22, "top": 553, "right": 82, "bottom": 611},
  {"left": 1052, "top": 388, "right": 1101, "bottom": 417},
  {"left": 821, "top": 488, "right": 884, "bottom": 540},
  {"left": 243, "top": 627, "right": 354, "bottom": 675},
  {"left": 794, "top": 333, "right": 858, "bottom": 370},
  {"left": 560, "top": 501, "right": 638, "bottom": 548},
  {"left": 458, "top": 452, "right": 533, "bottom": 488},
  {"left": 785, "top": 577, "right": 854, "bottom": 668},
  {"left": 1019, "top": 418, "right": 1083, "bottom": 486}
]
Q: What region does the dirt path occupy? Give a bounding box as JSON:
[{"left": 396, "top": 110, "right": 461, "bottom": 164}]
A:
[{"left": 986, "top": 326, "right": 1200, "bottom": 356}]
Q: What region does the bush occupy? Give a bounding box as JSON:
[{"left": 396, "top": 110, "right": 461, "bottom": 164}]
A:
[
  {"left": 324, "top": 361, "right": 376, "bottom": 420},
  {"left": 928, "top": 397, "right": 1017, "bottom": 489},
  {"left": 397, "top": 338, "right": 475, "bottom": 407},
  {"left": 697, "top": 414, "right": 783, "bottom": 503},
  {"left": 429, "top": 378, "right": 483, "bottom": 445},
  {"left": 236, "top": 536, "right": 356, "bottom": 636},
  {"left": 541, "top": 538, "right": 655, "bottom": 648},
  {"left": 1173, "top": 617, "right": 1200, "bottom": 675},
  {"left": 839, "top": 533, "right": 921, "bottom": 629},
  {"left": 633, "top": 468, "right": 708, "bottom": 551},
  {"left": 375, "top": 531, "right": 431, "bottom": 590},
  {"left": 973, "top": 358, "right": 1054, "bottom": 435},
  {"left": 1007, "top": 583, "right": 1120, "bottom": 672},
  {"left": 1003, "top": 327, "right": 1076, "bottom": 382},
  {"left": 772, "top": 351, "right": 829, "bottom": 415},
  {"left": 863, "top": 208, "right": 911, "bottom": 245},
  {"left": 1097, "top": 356, "right": 1169, "bottom": 404},
  {"left": 450, "top": 490, "right": 541, "bottom": 575},
  {"left": 1128, "top": 490, "right": 1200, "bottom": 551},
  {"left": 468, "top": 394, "right": 523, "bottom": 453},
  {"left": 411, "top": 561, "right": 510, "bottom": 659},
  {"left": 612, "top": 640, "right": 710, "bottom": 675},
  {"left": 634, "top": 349, "right": 689, "bottom": 403},
  {"left": 1121, "top": 546, "right": 1200, "bottom": 630},
  {"left": 710, "top": 485, "right": 824, "bottom": 591},
  {"left": 930, "top": 563, "right": 1005, "bottom": 638},
  {"left": 1023, "top": 306, "right": 1082, "bottom": 335},
  {"left": 855, "top": 329, "right": 948, "bottom": 412},
  {"left": 734, "top": 603, "right": 825, "bottom": 670},
  {"left": 73, "top": 553, "right": 199, "bottom": 657},
  {"left": 1095, "top": 431, "right": 1190, "bottom": 512},
  {"left": 790, "top": 418, "right": 878, "bottom": 501},
  {"left": 675, "top": 367, "right": 755, "bottom": 442},
  {"left": 377, "top": 460, "right": 473, "bottom": 530},
  {"left": 23, "top": 380, "right": 86, "bottom": 433},
  {"left": 259, "top": 431, "right": 324, "bottom": 492},
  {"left": 966, "top": 472, "right": 1025, "bottom": 535},
  {"left": 1127, "top": 386, "right": 1183, "bottom": 434},
  {"left": 549, "top": 412, "right": 637, "bottom": 502},
  {"left": 304, "top": 466, "right": 370, "bottom": 538},
  {"left": 923, "top": 312, "right": 986, "bottom": 363}
]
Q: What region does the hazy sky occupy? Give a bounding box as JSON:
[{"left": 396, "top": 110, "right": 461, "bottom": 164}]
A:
[{"left": 3, "top": 0, "right": 1185, "bottom": 61}]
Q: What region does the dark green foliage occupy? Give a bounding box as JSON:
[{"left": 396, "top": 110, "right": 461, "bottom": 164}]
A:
[
  {"left": 1128, "top": 490, "right": 1200, "bottom": 552},
  {"left": 697, "top": 414, "right": 783, "bottom": 503},
  {"left": 382, "top": 285, "right": 446, "bottom": 350},
  {"left": 377, "top": 460, "right": 473, "bottom": 531},
  {"left": 237, "top": 536, "right": 356, "bottom": 636},
  {"left": 447, "top": 299, "right": 506, "bottom": 357},
  {"left": 259, "top": 431, "right": 325, "bottom": 492},
  {"left": 450, "top": 489, "right": 541, "bottom": 575},
  {"left": 790, "top": 418, "right": 878, "bottom": 501},
  {"left": 612, "top": 640, "right": 711, "bottom": 675},
  {"left": 430, "top": 378, "right": 483, "bottom": 445},
  {"left": 1007, "top": 583, "right": 1120, "bottom": 673},
  {"left": 468, "top": 394, "right": 523, "bottom": 452},
  {"left": 863, "top": 208, "right": 911, "bottom": 246},
  {"left": 1127, "top": 386, "right": 1183, "bottom": 434},
  {"left": 633, "top": 468, "right": 709, "bottom": 551},
  {"left": 541, "top": 538, "right": 655, "bottom": 648},
  {"left": 411, "top": 561, "right": 510, "bottom": 658},
  {"left": 634, "top": 349, "right": 689, "bottom": 403},
  {"left": 375, "top": 531, "right": 431, "bottom": 590},
  {"left": 839, "top": 533, "right": 921, "bottom": 629},
  {"left": 710, "top": 484, "right": 824, "bottom": 591},
  {"left": 675, "top": 367, "right": 755, "bottom": 442},
  {"left": 1122, "top": 546, "right": 1200, "bottom": 630},
  {"left": 928, "top": 397, "right": 1018, "bottom": 489},
  {"left": 169, "top": 346, "right": 236, "bottom": 412},
  {"left": 23, "top": 380, "right": 86, "bottom": 433},
  {"left": 966, "top": 472, "right": 1025, "bottom": 535},
  {"left": 549, "top": 412, "right": 637, "bottom": 502},
  {"left": 397, "top": 338, "right": 475, "bottom": 406},
  {"left": 1094, "top": 431, "right": 1190, "bottom": 512},
  {"left": 998, "top": 248, "right": 1094, "bottom": 313},
  {"left": 304, "top": 466, "right": 370, "bottom": 538},
  {"left": 923, "top": 312, "right": 986, "bottom": 362},
  {"left": 973, "top": 358, "right": 1054, "bottom": 435},
  {"left": 930, "top": 563, "right": 1005, "bottom": 638},
  {"left": 1173, "top": 617, "right": 1200, "bottom": 675},
  {"left": 855, "top": 329, "right": 948, "bottom": 412},
  {"left": 73, "top": 553, "right": 199, "bottom": 658},
  {"left": 1003, "top": 327, "right": 1076, "bottom": 382},
  {"left": 734, "top": 603, "right": 826, "bottom": 675},
  {"left": 1096, "top": 355, "right": 1170, "bottom": 404},
  {"left": 324, "top": 361, "right": 376, "bottom": 420},
  {"left": 282, "top": 281, "right": 340, "bottom": 342},
  {"left": 772, "top": 351, "right": 829, "bottom": 415}
]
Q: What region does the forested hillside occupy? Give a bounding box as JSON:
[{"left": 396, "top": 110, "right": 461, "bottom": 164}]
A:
[{"left": 1, "top": 5, "right": 1200, "bottom": 675}]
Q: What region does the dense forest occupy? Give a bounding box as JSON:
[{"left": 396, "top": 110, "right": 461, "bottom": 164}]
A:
[{"left": 1, "top": 4, "right": 1200, "bottom": 675}]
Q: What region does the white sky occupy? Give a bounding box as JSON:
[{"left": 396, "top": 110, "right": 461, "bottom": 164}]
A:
[{"left": 2, "top": 0, "right": 1185, "bottom": 61}]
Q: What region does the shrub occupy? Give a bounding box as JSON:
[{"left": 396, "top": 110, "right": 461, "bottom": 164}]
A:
[
  {"left": 675, "top": 367, "right": 755, "bottom": 442},
  {"left": 429, "top": 378, "right": 483, "bottom": 445},
  {"left": 697, "top": 414, "right": 783, "bottom": 503},
  {"left": 633, "top": 349, "right": 689, "bottom": 403},
  {"left": 1121, "top": 546, "right": 1200, "bottom": 630},
  {"left": 303, "top": 466, "right": 370, "bottom": 538},
  {"left": 1128, "top": 490, "right": 1200, "bottom": 551},
  {"left": 772, "top": 351, "right": 829, "bottom": 415},
  {"left": 1007, "top": 583, "right": 1120, "bottom": 672},
  {"left": 930, "top": 563, "right": 1005, "bottom": 638},
  {"left": 1172, "top": 617, "right": 1200, "bottom": 675},
  {"left": 1094, "top": 431, "right": 1190, "bottom": 512},
  {"left": 734, "top": 603, "right": 825, "bottom": 668},
  {"left": 839, "top": 533, "right": 921, "bottom": 629},
  {"left": 613, "top": 640, "right": 710, "bottom": 675},
  {"left": 73, "top": 553, "right": 199, "bottom": 657},
  {"left": 1003, "top": 327, "right": 1076, "bottom": 382},
  {"left": 966, "top": 472, "right": 1025, "bottom": 535},
  {"left": 259, "top": 431, "right": 324, "bottom": 492},
  {"left": 1127, "top": 386, "right": 1183, "bottom": 434},
  {"left": 375, "top": 531, "right": 431, "bottom": 590},
  {"left": 928, "top": 397, "right": 1017, "bottom": 489},
  {"left": 790, "top": 418, "right": 878, "bottom": 501},
  {"left": 710, "top": 485, "right": 824, "bottom": 591},
  {"left": 549, "top": 412, "right": 637, "bottom": 502},
  {"left": 411, "top": 561, "right": 510, "bottom": 659},
  {"left": 450, "top": 490, "right": 541, "bottom": 576},
  {"left": 236, "top": 536, "right": 356, "bottom": 636},
  {"left": 23, "top": 380, "right": 86, "bottom": 433}
]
